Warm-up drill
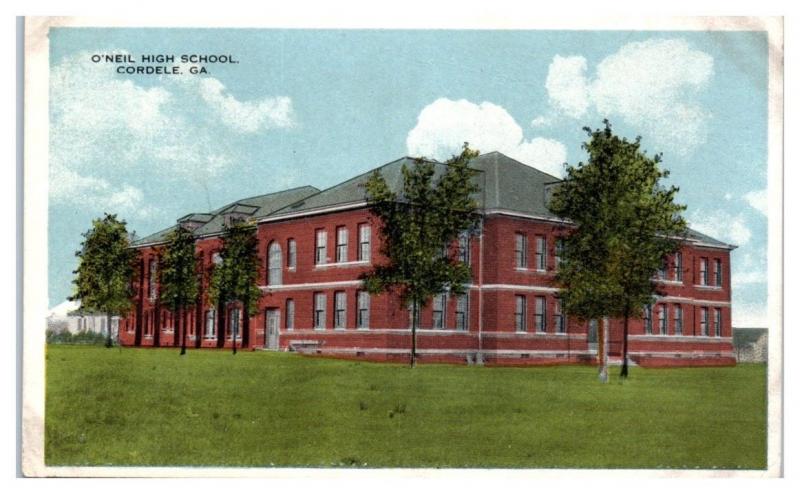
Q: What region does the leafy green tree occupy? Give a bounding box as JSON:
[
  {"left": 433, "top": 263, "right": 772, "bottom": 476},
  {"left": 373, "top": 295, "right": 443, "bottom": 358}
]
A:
[
  {"left": 70, "top": 213, "right": 138, "bottom": 348},
  {"left": 208, "top": 219, "right": 262, "bottom": 354},
  {"left": 362, "top": 144, "right": 481, "bottom": 367},
  {"left": 549, "top": 121, "right": 687, "bottom": 380},
  {"left": 159, "top": 226, "right": 200, "bottom": 355}
]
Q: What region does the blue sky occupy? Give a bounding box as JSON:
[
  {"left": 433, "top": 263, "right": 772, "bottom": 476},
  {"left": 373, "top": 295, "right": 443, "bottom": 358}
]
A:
[{"left": 48, "top": 28, "right": 769, "bottom": 326}]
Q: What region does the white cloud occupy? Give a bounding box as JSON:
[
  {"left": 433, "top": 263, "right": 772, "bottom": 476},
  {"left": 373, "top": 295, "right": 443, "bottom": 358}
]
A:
[
  {"left": 530, "top": 115, "right": 552, "bottom": 128},
  {"left": 731, "top": 252, "right": 767, "bottom": 289},
  {"left": 406, "top": 98, "right": 567, "bottom": 177},
  {"left": 744, "top": 188, "right": 768, "bottom": 216},
  {"left": 49, "top": 50, "right": 295, "bottom": 217},
  {"left": 198, "top": 78, "right": 294, "bottom": 133},
  {"left": 544, "top": 39, "right": 714, "bottom": 154},
  {"left": 545, "top": 55, "right": 590, "bottom": 119},
  {"left": 49, "top": 164, "right": 156, "bottom": 219},
  {"left": 688, "top": 209, "right": 752, "bottom": 246}
]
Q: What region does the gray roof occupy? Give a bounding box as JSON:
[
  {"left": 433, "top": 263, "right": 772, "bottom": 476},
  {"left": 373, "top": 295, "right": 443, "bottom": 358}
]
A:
[
  {"left": 132, "top": 186, "right": 319, "bottom": 246},
  {"left": 133, "top": 152, "right": 732, "bottom": 250}
]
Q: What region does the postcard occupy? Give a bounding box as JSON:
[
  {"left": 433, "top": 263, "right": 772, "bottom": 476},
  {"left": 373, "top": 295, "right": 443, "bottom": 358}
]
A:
[{"left": 21, "top": 15, "right": 783, "bottom": 478}]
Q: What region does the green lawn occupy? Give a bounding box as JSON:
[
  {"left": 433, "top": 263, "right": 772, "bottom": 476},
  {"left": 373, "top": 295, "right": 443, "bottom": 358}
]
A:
[{"left": 45, "top": 345, "right": 767, "bottom": 469}]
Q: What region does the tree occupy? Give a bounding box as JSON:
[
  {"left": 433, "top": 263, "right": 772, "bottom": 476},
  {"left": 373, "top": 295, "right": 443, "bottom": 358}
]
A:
[
  {"left": 208, "top": 219, "right": 262, "bottom": 355},
  {"left": 548, "top": 121, "right": 687, "bottom": 380},
  {"left": 159, "top": 226, "right": 200, "bottom": 355},
  {"left": 361, "top": 144, "right": 481, "bottom": 367},
  {"left": 71, "top": 213, "right": 138, "bottom": 348}
]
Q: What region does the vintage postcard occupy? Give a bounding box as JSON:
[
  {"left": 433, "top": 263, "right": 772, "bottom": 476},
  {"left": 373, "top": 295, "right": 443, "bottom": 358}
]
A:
[{"left": 22, "top": 15, "right": 783, "bottom": 478}]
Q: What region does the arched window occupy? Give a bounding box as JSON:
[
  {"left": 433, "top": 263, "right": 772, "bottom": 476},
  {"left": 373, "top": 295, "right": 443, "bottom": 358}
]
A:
[{"left": 268, "top": 242, "right": 282, "bottom": 286}]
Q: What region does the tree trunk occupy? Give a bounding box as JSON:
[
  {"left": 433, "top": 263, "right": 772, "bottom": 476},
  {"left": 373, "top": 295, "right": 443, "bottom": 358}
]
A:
[
  {"left": 620, "top": 309, "right": 630, "bottom": 378},
  {"left": 410, "top": 298, "right": 417, "bottom": 368},
  {"left": 180, "top": 304, "right": 187, "bottom": 355},
  {"left": 105, "top": 312, "right": 113, "bottom": 348},
  {"left": 598, "top": 318, "right": 608, "bottom": 383}
]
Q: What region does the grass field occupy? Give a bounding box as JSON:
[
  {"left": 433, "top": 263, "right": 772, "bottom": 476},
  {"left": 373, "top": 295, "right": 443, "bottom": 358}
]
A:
[{"left": 45, "top": 345, "right": 767, "bottom": 469}]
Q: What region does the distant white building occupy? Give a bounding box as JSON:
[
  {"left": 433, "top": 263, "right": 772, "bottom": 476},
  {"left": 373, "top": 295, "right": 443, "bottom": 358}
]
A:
[{"left": 47, "top": 300, "right": 119, "bottom": 338}]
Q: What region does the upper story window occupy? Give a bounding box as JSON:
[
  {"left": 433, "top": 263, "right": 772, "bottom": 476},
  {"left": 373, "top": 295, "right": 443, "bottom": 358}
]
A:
[
  {"left": 515, "top": 295, "right": 527, "bottom": 332},
  {"left": 714, "top": 259, "right": 723, "bottom": 287},
  {"left": 357, "top": 291, "right": 370, "bottom": 329},
  {"left": 432, "top": 293, "right": 446, "bottom": 329},
  {"left": 674, "top": 252, "right": 683, "bottom": 282},
  {"left": 657, "top": 258, "right": 668, "bottom": 280},
  {"left": 148, "top": 258, "right": 158, "bottom": 300},
  {"left": 267, "top": 242, "right": 282, "bottom": 286},
  {"left": 535, "top": 236, "right": 546, "bottom": 271},
  {"left": 515, "top": 233, "right": 528, "bottom": 269},
  {"left": 287, "top": 239, "right": 297, "bottom": 269},
  {"left": 358, "top": 224, "right": 371, "bottom": 262},
  {"left": 699, "top": 258, "right": 709, "bottom": 285},
  {"left": 336, "top": 226, "right": 348, "bottom": 263},
  {"left": 315, "top": 229, "right": 327, "bottom": 265},
  {"left": 534, "top": 296, "right": 546, "bottom": 332},
  {"left": 555, "top": 238, "right": 565, "bottom": 268},
  {"left": 458, "top": 233, "right": 470, "bottom": 264}
]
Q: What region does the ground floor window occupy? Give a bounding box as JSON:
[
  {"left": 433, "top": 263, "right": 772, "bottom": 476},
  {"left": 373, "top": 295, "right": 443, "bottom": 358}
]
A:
[
  {"left": 455, "top": 294, "right": 468, "bottom": 331},
  {"left": 658, "top": 305, "right": 667, "bottom": 335},
  {"left": 334, "top": 291, "right": 346, "bottom": 329},
  {"left": 286, "top": 299, "right": 295, "bottom": 330},
  {"left": 515, "top": 295, "right": 526, "bottom": 332},
  {"left": 534, "top": 296, "right": 546, "bottom": 333},
  {"left": 357, "top": 291, "right": 370, "bottom": 329},
  {"left": 714, "top": 308, "right": 722, "bottom": 337},
  {"left": 674, "top": 305, "right": 683, "bottom": 335},
  {"left": 205, "top": 309, "right": 216, "bottom": 338},
  {"left": 314, "top": 292, "right": 326, "bottom": 329},
  {"left": 433, "top": 293, "right": 446, "bottom": 329},
  {"left": 228, "top": 308, "right": 241, "bottom": 340},
  {"left": 700, "top": 307, "right": 709, "bottom": 336},
  {"left": 555, "top": 299, "right": 566, "bottom": 334},
  {"left": 643, "top": 305, "right": 653, "bottom": 335}
]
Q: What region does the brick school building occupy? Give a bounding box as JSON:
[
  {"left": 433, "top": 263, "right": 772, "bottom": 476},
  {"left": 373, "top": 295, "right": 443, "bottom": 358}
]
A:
[{"left": 118, "top": 152, "right": 735, "bottom": 367}]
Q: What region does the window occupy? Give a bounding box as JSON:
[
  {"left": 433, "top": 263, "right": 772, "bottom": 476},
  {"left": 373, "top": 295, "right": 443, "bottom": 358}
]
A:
[
  {"left": 458, "top": 233, "right": 470, "bottom": 264},
  {"left": 555, "top": 299, "right": 566, "bottom": 334},
  {"left": 657, "top": 258, "right": 668, "bottom": 280},
  {"left": 315, "top": 230, "right": 327, "bottom": 265},
  {"left": 674, "top": 305, "right": 683, "bottom": 335},
  {"left": 715, "top": 259, "right": 723, "bottom": 287},
  {"left": 433, "top": 293, "right": 446, "bottom": 329},
  {"left": 535, "top": 236, "right": 546, "bottom": 271},
  {"left": 515, "top": 295, "right": 527, "bottom": 332},
  {"left": 674, "top": 252, "right": 683, "bottom": 281},
  {"left": 700, "top": 307, "right": 709, "bottom": 336},
  {"left": 358, "top": 224, "right": 371, "bottom": 261},
  {"left": 357, "top": 291, "right": 370, "bottom": 329},
  {"left": 455, "top": 294, "right": 468, "bottom": 331},
  {"left": 268, "top": 242, "right": 282, "bottom": 285},
  {"left": 148, "top": 258, "right": 158, "bottom": 300},
  {"left": 700, "top": 258, "right": 708, "bottom": 285},
  {"left": 228, "top": 308, "right": 241, "bottom": 340},
  {"left": 644, "top": 305, "right": 653, "bottom": 335},
  {"left": 555, "top": 238, "right": 565, "bottom": 267},
  {"left": 336, "top": 226, "right": 348, "bottom": 263},
  {"left": 409, "top": 302, "right": 421, "bottom": 329},
  {"left": 658, "top": 305, "right": 667, "bottom": 335},
  {"left": 334, "top": 291, "right": 346, "bottom": 329},
  {"left": 714, "top": 308, "right": 722, "bottom": 337},
  {"left": 515, "top": 233, "right": 528, "bottom": 268},
  {"left": 285, "top": 299, "right": 295, "bottom": 330},
  {"left": 534, "top": 296, "right": 546, "bottom": 332},
  {"left": 287, "top": 239, "right": 297, "bottom": 269},
  {"left": 313, "top": 292, "right": 326, "bottom": 329}
]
